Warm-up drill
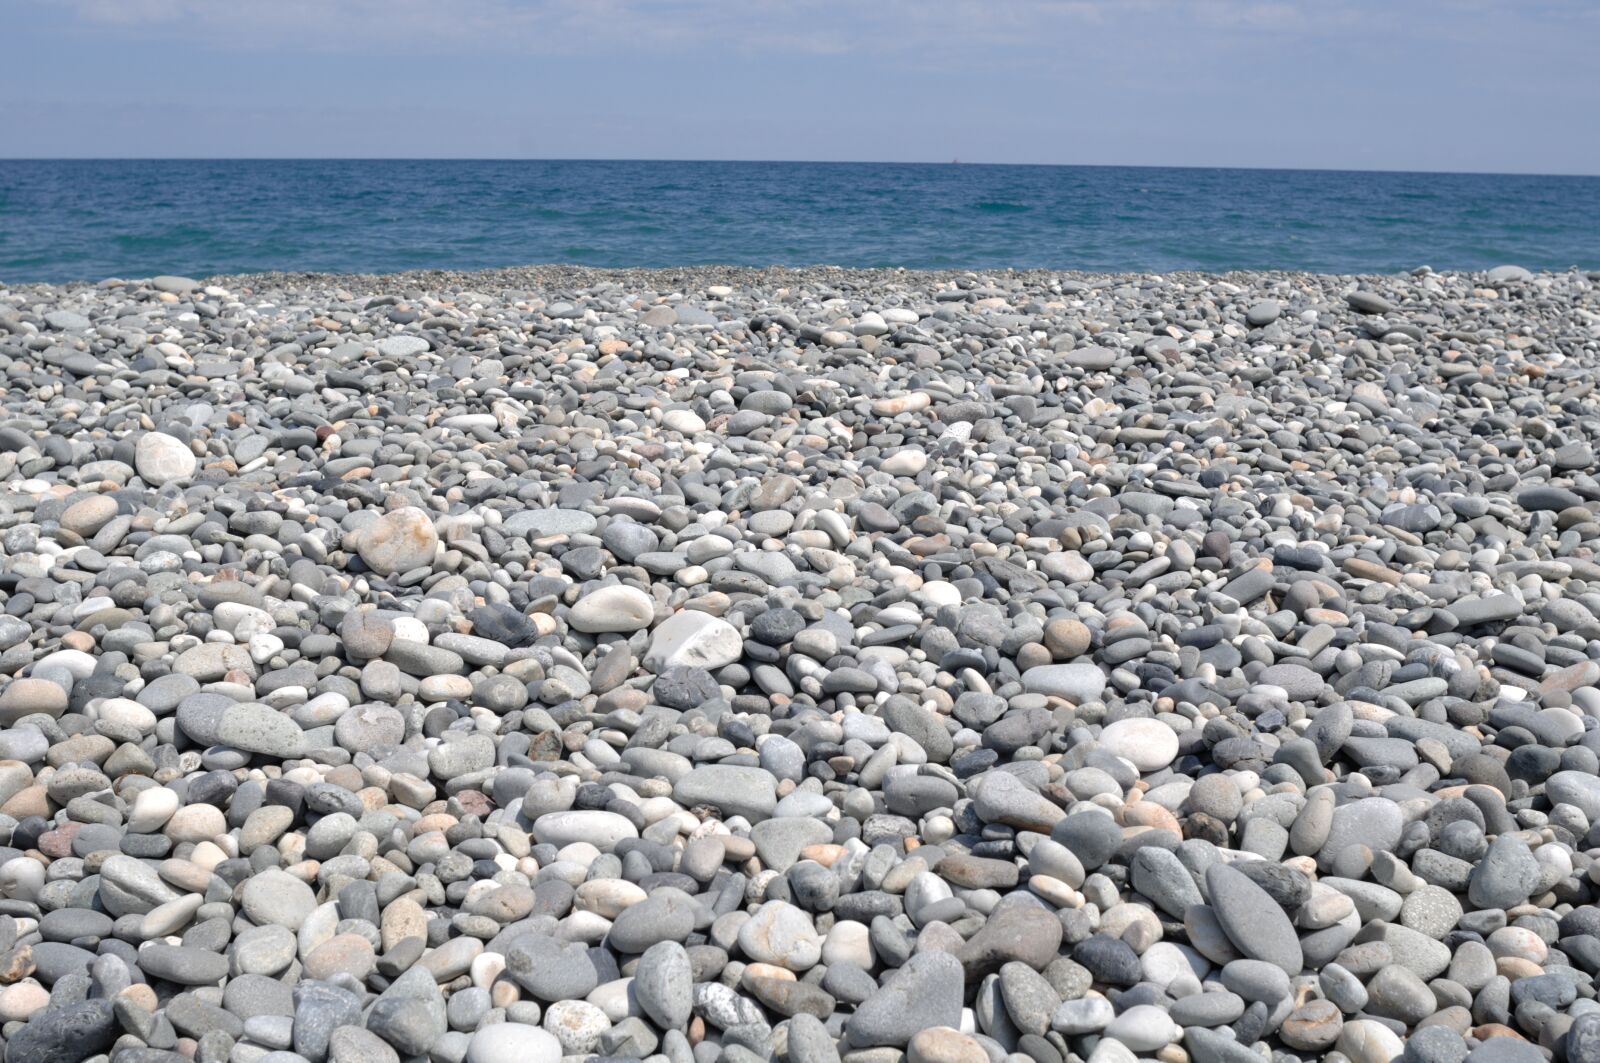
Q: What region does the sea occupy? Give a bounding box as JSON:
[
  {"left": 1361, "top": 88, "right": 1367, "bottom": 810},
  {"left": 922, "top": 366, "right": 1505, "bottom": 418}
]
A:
[{"left": 1, "top": 159, "right": 1596, "bottom": 284}]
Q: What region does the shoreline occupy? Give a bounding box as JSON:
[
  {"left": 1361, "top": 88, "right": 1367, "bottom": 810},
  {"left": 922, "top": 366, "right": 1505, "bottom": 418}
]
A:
[{"left": 6, "top": 261, "right": 1597, "bottom": 296}]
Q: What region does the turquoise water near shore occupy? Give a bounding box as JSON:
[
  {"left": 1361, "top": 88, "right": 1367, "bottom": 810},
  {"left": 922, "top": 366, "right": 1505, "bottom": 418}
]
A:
[{"left": 1, "top": 159, "right": 1596, "bottom": 283}]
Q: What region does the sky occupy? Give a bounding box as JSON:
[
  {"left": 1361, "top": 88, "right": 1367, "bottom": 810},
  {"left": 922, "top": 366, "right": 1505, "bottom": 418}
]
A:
[{"left": 3, "top": 0, "right": 1598, "bottom": 174}]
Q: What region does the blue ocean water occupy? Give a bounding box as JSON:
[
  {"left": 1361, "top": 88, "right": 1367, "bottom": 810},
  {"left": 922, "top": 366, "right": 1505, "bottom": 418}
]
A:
[{"left": 1, "top": 159, "right": 1595, "bottom": 283}]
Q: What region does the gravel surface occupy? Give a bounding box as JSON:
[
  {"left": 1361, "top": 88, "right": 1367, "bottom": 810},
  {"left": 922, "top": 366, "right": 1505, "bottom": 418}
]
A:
[{"left": 0, "top": 263, "right": 1598, "bottom": 1063}]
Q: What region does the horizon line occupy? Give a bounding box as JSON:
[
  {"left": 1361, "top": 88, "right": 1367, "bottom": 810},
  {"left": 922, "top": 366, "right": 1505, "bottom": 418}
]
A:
[{"left": 2, "top": 157, "right": 1598, "bottom": 180}]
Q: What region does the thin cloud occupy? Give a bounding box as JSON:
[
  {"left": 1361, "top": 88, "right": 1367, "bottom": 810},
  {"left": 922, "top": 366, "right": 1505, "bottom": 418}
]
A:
[
  {"left": 30, "top": 0, "right": 1434, "bottom": 50},
  {"left": 30, "top": 0, "right": 1600, "bottom": 68},
  {"left": 40, "top": 0, "right": 1152, "bottom": 54}
]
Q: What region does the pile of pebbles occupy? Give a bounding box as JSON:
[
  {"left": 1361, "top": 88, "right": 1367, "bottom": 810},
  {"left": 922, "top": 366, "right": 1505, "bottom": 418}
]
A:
[{"left": 0, "top": 264, "right": 1598, "bottom": 1063}]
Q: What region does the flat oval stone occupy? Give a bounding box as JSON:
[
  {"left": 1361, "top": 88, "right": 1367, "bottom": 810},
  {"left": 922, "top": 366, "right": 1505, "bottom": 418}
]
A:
[
  {"left": 138, "top": 944, "right": 229, "bottom": 985},
  {"left": 1020, "top": 663, "right": 1106, "bottom": 703},
  {"left": 530, "top": 811, "right": 639, "bottom": 850},
  {"left": 1206, "top": 862, "right": 1303, "bottom": 976},
  {"left": 1099, "top": 717, "right": 1179, "bottom": 771}
]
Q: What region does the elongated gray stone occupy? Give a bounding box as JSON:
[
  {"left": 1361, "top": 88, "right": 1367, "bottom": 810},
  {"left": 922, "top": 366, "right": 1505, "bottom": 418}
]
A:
[{"left": 1206, "top": 862, "right": 1303, "bottom": 975}]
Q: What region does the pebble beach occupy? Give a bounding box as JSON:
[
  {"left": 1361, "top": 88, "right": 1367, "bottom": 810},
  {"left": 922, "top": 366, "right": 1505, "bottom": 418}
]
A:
[{"left": 1, "top": 263, "right": 1599, "bottom": 1063}]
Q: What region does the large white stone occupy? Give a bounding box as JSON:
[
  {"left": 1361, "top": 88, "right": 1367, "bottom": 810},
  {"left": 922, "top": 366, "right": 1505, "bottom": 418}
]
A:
[
  {"left": 1098, "top": 718, "right": 1180, "bottom": 772},
  {"left": 531, "top": 810, "right": 639, "bottom": 850},
  {"left": 662, "top": 409, "right": 706, "bottom": 433},
  {"left": 644, "top": 611, "right": 742, "bottom": 671},
  {"left": 568, "top": 585, "right": 654, "bottom": 633},
  {"left": 881, "top": 448, "right": 928, "bottom": 476},
  {"left": 1336, "top": 1019, "right": 1405, "bottom": 1063},
  {"left": 466, "top": 1024, "right": 562, "bottom": 1063},
  {"left": 1486, "top": 265, "right": 1533, "bottom": 284},
  {"left": 127, "top": 786, "right": 180, "bottom": 833},
  {"left": 376, "top": 335, "right": 430, "bottom": 358},
  {"left": 737, "top": 900, "right": 822, "bottom": 971},
  {"left": 822, "top": 919, "right": 873, "bottom": 969},
  {"left": 151, "top": 275, "right": 199, "bottom": 293},
  {"left": 1021, "top": 663, "right": 1106, "bottom": 703},
  {"left": 543, "top": 999, "right": 611, "bottom": 1054},
  {"left": 135, "top": 432, "right": 196, "bottom": 486},
  {"left": 1547, "top": 770, "right": 1600, "bottom": 821},
  {"left": 357, "top": 507, "right": 438, "bottom": 575}
]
